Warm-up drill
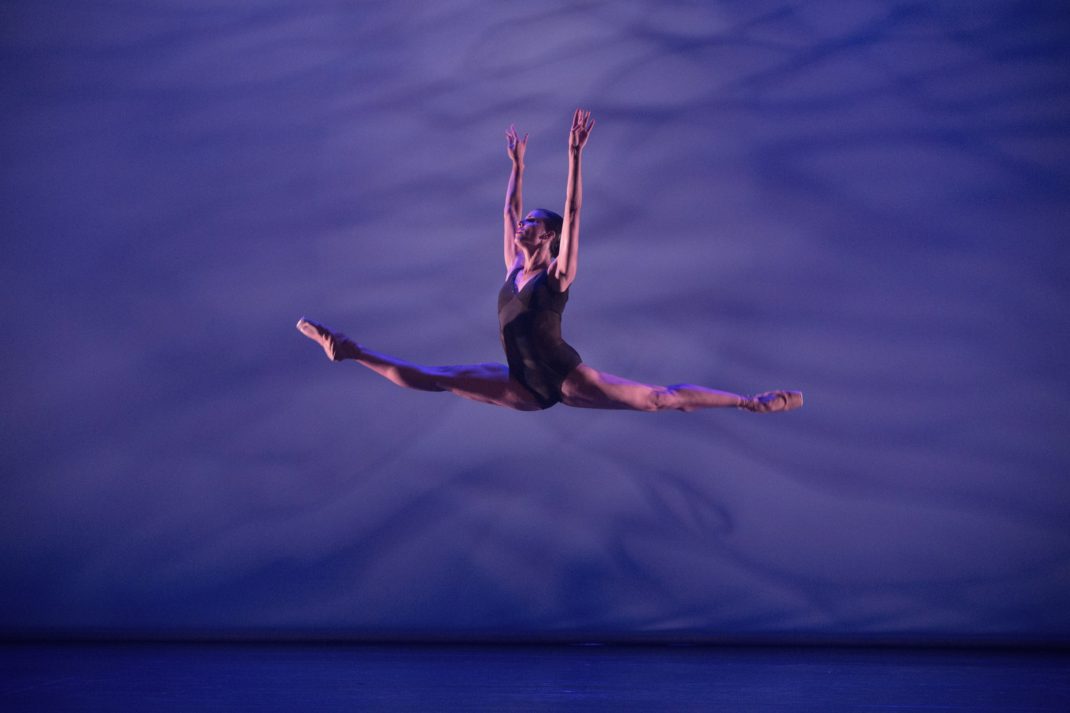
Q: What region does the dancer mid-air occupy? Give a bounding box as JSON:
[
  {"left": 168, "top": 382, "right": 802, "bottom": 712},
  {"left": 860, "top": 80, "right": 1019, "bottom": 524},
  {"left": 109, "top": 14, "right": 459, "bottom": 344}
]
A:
[{"left": 298, "top": 110, "right": 802, "bottom": 414}]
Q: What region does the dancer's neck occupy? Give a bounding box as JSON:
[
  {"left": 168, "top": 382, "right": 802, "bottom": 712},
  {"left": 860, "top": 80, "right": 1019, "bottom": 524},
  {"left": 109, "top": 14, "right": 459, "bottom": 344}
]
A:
[{"left": 518, "top": 244, "right": 552, "bottom": 275}]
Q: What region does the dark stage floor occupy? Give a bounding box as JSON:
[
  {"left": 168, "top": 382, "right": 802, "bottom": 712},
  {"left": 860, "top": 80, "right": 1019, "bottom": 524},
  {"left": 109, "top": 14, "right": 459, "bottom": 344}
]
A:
[{"left": 2, "top": 642, "right": 1068, "bottom": 712}]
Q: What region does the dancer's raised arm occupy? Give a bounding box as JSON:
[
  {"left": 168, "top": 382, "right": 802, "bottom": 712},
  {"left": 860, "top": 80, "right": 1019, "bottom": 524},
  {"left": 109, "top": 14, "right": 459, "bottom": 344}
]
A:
[
  {"left": 503, "top": 125, "right": 527, "bottom": 270},
  {"left": 553, "top": 109, "right": 594, "bottom": 291}
]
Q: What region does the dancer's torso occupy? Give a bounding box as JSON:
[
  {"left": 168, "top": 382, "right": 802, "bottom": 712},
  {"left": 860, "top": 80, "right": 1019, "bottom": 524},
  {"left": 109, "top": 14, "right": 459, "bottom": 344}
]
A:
[{"left": 497, "top": 266, "right": 582, "bottom": 408}]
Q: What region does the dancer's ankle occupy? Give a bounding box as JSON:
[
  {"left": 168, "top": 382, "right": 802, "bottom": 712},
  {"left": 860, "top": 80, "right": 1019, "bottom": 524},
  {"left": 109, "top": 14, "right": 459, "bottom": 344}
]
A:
[{"left": 336, "top": 338, "right": 362, "bottom": 361}]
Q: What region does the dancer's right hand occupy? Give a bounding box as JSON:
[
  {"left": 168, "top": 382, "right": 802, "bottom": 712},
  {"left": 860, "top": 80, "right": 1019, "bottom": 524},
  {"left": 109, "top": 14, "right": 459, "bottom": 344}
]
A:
[{"left": 506, "top": 124, "right": 527, "bottom": 165}]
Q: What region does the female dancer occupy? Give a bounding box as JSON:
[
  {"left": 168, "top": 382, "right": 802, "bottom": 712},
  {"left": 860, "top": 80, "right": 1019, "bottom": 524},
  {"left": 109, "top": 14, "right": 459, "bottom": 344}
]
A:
[{"left": 298, "top": 110, "right": 802, "bottom": 414}]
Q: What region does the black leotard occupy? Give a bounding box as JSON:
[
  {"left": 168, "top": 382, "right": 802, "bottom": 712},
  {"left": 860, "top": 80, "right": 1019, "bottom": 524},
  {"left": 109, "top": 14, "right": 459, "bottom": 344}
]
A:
[{"left": 497, "top": 265, "right": 583, "bottom": 409}]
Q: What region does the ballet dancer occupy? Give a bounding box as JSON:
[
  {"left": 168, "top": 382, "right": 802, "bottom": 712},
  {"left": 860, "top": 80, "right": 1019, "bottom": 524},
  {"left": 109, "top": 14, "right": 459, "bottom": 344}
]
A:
[{"left": 298, "top": 109, "right": 802, "bottom": 414}]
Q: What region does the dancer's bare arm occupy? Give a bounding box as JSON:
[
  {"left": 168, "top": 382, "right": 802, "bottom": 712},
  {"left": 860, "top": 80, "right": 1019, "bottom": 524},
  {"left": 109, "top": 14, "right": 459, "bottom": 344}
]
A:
[
  {"left": 553, "top": 109, "right": 594, "bottom": 291},
  {"left": 503, "top": 125, "right": 527, "bottom": 270}
]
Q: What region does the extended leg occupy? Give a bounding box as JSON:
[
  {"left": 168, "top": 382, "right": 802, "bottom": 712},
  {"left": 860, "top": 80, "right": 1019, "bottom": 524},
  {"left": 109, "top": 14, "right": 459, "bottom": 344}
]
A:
[
  {"left": 297, "top": 318, "right": 543, "bottom": 411},
  {"left": 560, "top": 364, "right": 802, "bottom": 413}
]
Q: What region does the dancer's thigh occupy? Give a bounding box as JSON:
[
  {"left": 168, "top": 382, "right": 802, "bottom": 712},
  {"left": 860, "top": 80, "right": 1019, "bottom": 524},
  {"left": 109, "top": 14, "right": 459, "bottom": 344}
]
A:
[
  {"left": 433, "top": 362, "right": 545, "bottom": 411},
  {"left": 559, "top": 364, "right": 660, "bottom": 411}
]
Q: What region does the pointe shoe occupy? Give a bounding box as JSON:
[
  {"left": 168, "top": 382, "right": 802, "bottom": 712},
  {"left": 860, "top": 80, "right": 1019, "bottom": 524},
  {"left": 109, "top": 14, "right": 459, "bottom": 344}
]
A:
[
  {"left": 740, "top": 390, "right": 804, "bottom": 413},
  {"left": 296, "top": 317, "right": 359, "bottom": 362}
]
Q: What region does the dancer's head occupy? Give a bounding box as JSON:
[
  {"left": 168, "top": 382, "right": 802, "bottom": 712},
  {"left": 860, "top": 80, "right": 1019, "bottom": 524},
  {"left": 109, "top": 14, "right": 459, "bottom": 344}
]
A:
[{"left": 517, "top": 209, "right": 563, "bottom": 257}]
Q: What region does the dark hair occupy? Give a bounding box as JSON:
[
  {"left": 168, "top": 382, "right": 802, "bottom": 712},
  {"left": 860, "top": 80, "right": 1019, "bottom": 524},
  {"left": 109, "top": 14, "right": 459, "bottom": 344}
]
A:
[{"left": 532, "top": 209, "right": 564, "bottom": 257}]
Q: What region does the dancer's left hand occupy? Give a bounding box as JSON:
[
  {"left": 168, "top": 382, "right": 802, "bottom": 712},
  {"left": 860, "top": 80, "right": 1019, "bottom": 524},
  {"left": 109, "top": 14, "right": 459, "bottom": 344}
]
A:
[{"left": 569, "top": 109, "right": 595, "bottom": 153}]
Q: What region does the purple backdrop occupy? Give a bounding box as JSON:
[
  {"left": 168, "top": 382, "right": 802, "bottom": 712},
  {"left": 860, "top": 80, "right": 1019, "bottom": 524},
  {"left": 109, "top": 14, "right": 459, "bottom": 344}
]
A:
[{"left": 2, "top": 0, "right": 1068, "bottom": 642}]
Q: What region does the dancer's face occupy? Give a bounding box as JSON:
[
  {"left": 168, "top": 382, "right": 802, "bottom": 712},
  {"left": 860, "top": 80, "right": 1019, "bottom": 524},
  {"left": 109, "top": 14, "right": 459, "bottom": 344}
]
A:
[{"left": 515, "top": 212, "right": 552, "bottom": 249}]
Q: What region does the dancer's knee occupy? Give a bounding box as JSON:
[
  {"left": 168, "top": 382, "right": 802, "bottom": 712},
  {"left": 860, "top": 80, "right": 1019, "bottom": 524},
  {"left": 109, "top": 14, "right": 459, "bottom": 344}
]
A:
[
  {"left": 645, "top": 387, "right": 675, "bottom": 412},
  {"left": 650, "top": 385, "right": 691, "bottom": 412}
]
